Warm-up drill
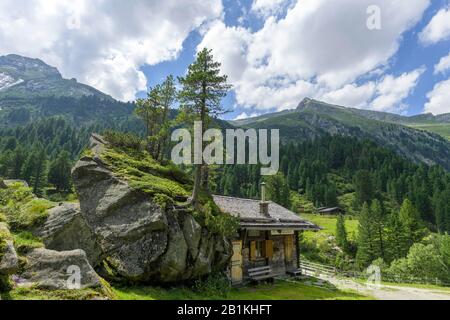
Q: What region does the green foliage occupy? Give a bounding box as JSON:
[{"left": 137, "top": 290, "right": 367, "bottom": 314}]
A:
[
  {"left": 398, "top": 199, "right": 428, "bottom": 248},
  {"left": 0, "top": 223, "right": 13, "bottom": 292},
  {"left": 193, "top": 272, "right": 231, "bottom": 298},
  {"left": 13, "top": 231, "right": 44, "bottom": 255},
  {"left": 48, "top": 151, "right": 72, "bottom": 192},
  {"left": 178, "top": 48, "right": 232, "bottom": 204},
  {"left": 113, "top": 280, "right": 369, "bottom": 300},
  {"left": 0, "top": 183, "right": 54, "bottom": 232},
  {"left": 103, "top": 130, "right": 143, "bottom": 151},
  {"left": 100, "top": 145, "right": 190, "bottom": 199},
  {"left": 356, "top": 203, "right": 378, "bottom": 269},
  {"left": 264, "top": 173, "right": 291, "bottom": 208},
  {"left": 193, "top": 200, "right": 239, "bottom": 238},
  {"left": 388, "top": 243, "right": 448, "bottom": 282},
  {"left": 336, "top": 215, "right": 349, "bottom": 252},
  {"left": 354, "top": 170, "right": 373, "bottom": 207}
]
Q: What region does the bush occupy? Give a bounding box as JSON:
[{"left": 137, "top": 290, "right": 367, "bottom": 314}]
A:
[
  {"left": 103, "top": 130, "right": 143, "bottom": 151},
  {"left": 193, "top": 272, "right": 231, "bottom": 298},
  {"left": 387, "top": 243, "right": 448, "bottom": 283},
  {"left": 194, "top": 200, "right": 239, "bottom": 238}
]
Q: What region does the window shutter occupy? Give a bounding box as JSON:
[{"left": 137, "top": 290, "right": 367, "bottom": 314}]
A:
[
  {"left": 250, "top": 241, "right": 257, "bottom": 261},
  {"left": 264, "top": 240, "right": 274, "bottom": 260}
]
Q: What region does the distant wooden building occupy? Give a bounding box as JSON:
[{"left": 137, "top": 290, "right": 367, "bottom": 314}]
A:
[
  {"left": 214, "top": 184, "right": 319, "bottom": 285},
  {"left": 316, "top": 207, "right": 344, "bottom": 215}
]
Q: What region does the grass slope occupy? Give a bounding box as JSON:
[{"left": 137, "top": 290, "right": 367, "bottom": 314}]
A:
[
  {"left": 113, "top": 279, "right": 370, "bottom": 300},
  {"left": 408, "top": 123, "right": 450, "bottom": 140}
]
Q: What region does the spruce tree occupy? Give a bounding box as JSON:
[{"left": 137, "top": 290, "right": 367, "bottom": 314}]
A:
[
  {"left": 356, "top": 202, "right": 377, "bottom": 268},
  {"left": 178, "top": 48, "right": 231, "bottom": 205},
  {"left": 336, "top": 214, "right": 349, "bottom": 253},
  {"left": 399, "top": 199, "right": 426, "bottom": 248},
  {"left": 48, "top": 151, "right": 72, "bottom": 192}
]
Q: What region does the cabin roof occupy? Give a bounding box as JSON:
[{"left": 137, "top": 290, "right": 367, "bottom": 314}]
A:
[{"left": 213, "top": 195, "right": 320, "bottom": 231}]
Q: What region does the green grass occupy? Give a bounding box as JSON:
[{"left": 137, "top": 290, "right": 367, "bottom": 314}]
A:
[
  {"left": 13, "top": 231, "right": 44, "bottom": 254},
  {"left": 301, "top": 213, "right": 359, "bottom": 241},
  {"left": 113, "top": 279, "right": 370, "bottom": 300},
  {"left": 0, "top": 287, "right": 108, "bottom": 300},
  {"left": 409, "top": 123, "right": 450, "bottom": 140}
]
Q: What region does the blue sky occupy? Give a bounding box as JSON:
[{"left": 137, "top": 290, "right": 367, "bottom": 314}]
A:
[
  {"left": 141, "top": 0, "right": 450, "bottom": 119},
  {"left": 1, "top": 0, "right": 449, "bottom": 118}
]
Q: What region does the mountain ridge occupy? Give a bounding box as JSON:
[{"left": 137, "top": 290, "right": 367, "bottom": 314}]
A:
[
  {"left": 230, "top": 98, "right": 450, "bottom": 170},
  {"left": 0, "top": 54, "right": 112, "bottom": 100}
]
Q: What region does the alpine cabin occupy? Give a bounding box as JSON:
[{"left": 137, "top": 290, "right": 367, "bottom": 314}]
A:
[{"left": 214, "top": 183, "right": 320, "bottom": 285}]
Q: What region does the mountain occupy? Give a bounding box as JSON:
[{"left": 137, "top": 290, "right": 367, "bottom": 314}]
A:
[
  {"left": 0, "top": 55, "right": 138, "bottom": 128},
  {"left": 230, "top": 98, "right": 450, "bottom": 170},
  {"left": 0, "top": 54, "right": 111, "bottom": 100}
]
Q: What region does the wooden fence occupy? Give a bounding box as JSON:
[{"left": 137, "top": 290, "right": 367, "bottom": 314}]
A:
[{"left": 300, "top": 260, "right": 450, "bottom": 288}]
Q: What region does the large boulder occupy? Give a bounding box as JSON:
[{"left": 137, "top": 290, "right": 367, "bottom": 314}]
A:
[
  {"left": 64, "top": 135, "right": 232, "bottom": 283},
  {"left": 20, "top": 248, "right": 103, "bottom": 290},
  {"left": 41, "top": 203, "right": 102, "bottom": 266},
  {"left": 0, "top": 223, "right": 19, "bottom": 276}
]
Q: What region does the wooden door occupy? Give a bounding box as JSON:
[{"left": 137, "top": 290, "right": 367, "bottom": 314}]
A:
[{"left": 231, "top": 240, "right": 243, "bottom": 284}]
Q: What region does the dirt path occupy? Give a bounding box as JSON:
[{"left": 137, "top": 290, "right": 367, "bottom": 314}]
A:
[{"left": 319, "top": 275, "right": 450, "bottom": 300}]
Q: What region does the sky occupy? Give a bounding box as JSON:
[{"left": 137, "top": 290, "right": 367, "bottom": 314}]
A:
[{"left": 0, "top": 0, "right": 450, "bottom": 120}]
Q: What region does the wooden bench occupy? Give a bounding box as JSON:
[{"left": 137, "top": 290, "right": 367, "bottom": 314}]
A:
[{"left": 248, "top": 266, "right": 276, "bottom": 282}]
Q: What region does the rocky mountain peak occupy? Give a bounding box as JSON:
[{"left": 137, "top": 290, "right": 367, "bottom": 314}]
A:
[{"left": 0, "top": 54, "right": 62, "bottom": 81}]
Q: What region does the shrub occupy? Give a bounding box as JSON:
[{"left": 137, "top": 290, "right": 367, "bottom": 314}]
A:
[
  {"left": 193, "top": 272, "right": 231, "bottom": 298},
  {"left": 194, "top": 201, "right": 239, "bottom": 238},
  {"left": 103, "top": 130, "right": 143, "bottom": 151}
]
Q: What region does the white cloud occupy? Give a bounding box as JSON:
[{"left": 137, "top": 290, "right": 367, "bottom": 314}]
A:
[
  {"left": 199, "top": 0, "right": 429, "bottom": 112},
  {"left": 371, "top": 68, "right": 425, "bottom": 112},
  {"left": 322, "top": 83, "right": 376, "bottom": 108},
  {"left": 234, "top": 111, "right": 260, "bottom": 120},
  {"left": 0, "top": 0, "right": 222, "bottom": 101},
  {"left": 425, "top": 78, "right": 450, "bottom": 115},
  {"left": 434, "top": 52, "right": 450, "bottom": 74},
  {"left": 251, "top": 0, "right": 292, "bottom": 18},
  {"left": 419, "top": 7, "right": 450, "bottom": 45},
  {"left": 321, "top": 68, "right": 424, "bottom": 112}
]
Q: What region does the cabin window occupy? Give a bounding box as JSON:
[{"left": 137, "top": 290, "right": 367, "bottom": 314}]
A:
[
  {"left": 250, "top": 240, "right": 264, "bottom": 260},
  {"left": 250, "top": 240, "right": 273, "bottom": 261}
]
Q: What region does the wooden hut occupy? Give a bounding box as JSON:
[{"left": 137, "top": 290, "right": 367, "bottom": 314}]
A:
[{"left": 213, "top": 184, "right": 319, "bottom": 285}]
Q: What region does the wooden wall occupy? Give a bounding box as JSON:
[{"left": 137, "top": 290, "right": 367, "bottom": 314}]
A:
[{"left": 239, "top": 230, "right": 299, "bottom": 279}]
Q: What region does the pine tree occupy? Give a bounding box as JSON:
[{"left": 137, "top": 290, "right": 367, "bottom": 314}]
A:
[
  {"left": 178, "top": 48, "right": 231, "bottom": 205},
  {"left": 356, "top": 203, "right": 377, "bottom": 268},
  {"left": 265, "top": 173, "right": 291, "bottom": 208},
  {"left": 48, "top": 151, "right": 72, "bottom": 192},
  {"left": 30, "top": 148, "right": 48, "bottom": 197},
  {"left": 336, "top": 214, "right": 349, "bottom": 253},
  {"left": 399, "top": 199, "right": 427, "bottom": 248},
  {"left": 355, "top": 170, "right": 373, "bottom": 206},
  {"left": 371, "top": 199, "right": 386, "bottom": 259}
]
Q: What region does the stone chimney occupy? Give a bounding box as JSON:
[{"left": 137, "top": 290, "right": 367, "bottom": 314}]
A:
[{"left": 259, "top": 182, "right": 270, "bottom": 217}]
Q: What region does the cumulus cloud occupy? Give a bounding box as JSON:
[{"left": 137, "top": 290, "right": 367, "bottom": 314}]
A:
[
  {"left": 321, "top": 68, "right": 424, "bottom": 112},
  {"left": 0, "top": 0, "right": 222, "bottom": 101},
  {"left": 419, "top": 7, "right": 450, "bottom": 45},
  {"left": 251, "top": 0, "right": 293, "bottom": 18},
  {"left": 425, "top": 78, "right": 450, "bottom": 115},
  {"left": 199, "top": 0, "right": 429, "bottom": 112},
  {"left": 434, "top": 52, "right": 450, "bottom": 74},
  {"left": 370, "top": 68, "right": 425, "bottom": 112}
]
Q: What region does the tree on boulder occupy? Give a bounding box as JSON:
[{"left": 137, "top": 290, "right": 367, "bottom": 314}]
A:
[{"left": 178, "top": 48, "right": 232, "bottom": 205}]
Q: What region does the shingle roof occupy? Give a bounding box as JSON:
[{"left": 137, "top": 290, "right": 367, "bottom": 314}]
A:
[{"left": 213, "top": 195, "right": 319, "bottom": 231}]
